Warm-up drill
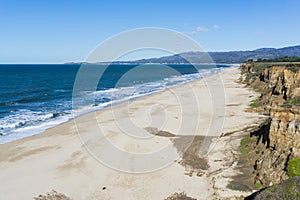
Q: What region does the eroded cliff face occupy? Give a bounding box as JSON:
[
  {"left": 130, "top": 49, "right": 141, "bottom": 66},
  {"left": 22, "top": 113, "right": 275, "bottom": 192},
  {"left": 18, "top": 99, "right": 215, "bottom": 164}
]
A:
[
  {"left": 252, "top": 107, "right": 300, "bottom": 186},
  {"left": 240, "top": 63, "right": 300, "bottom": 186},
  {"left": 260, "top": 66, "right": 300, "bottom": 104},
  {"left": 241, "top": 64, "right": 300, "bottom": 108}
]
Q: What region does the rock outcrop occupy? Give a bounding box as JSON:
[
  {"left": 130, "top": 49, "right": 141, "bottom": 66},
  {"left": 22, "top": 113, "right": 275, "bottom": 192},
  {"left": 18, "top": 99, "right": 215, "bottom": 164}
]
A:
[
  {"left": 252, "top": 107, "right": 300, "bottom": 186},
  {"left": 245, "top": 176, "right": 300, "bottom": 200},
  {"left": 240, "top": 63, "right": 300, "bottom": 186}
]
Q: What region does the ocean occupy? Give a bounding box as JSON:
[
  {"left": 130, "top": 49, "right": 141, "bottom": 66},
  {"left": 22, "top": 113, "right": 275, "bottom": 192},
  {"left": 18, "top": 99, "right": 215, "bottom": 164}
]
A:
[{"left": 0, "top": 64, "right": 231, "bottom": 144}]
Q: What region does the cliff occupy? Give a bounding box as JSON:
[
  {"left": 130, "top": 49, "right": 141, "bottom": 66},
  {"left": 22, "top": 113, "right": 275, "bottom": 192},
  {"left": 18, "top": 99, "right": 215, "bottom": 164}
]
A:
[{"left": 240, "top": 63, "right": 300, "bottom": 187}]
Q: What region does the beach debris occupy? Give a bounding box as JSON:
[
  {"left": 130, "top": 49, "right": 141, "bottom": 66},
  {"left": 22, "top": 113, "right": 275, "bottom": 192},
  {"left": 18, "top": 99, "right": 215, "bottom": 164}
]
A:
[
  {"left": 164, "top": 192, "right": 196, "bottom": 200},
  {"left": 33, "top": 190, "right": 72, "bottom": 200}
]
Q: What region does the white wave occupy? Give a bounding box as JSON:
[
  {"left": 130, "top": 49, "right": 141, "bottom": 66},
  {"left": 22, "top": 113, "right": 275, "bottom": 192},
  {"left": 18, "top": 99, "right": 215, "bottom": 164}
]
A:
[
  {"left": 0, "top": 115, "right": 70, "bottom": 144},
  {"left": 0, "top": 66, "right": 226, "bottom": 144},
  {"left": 0, "top": 110, "right": 55, "bottom": 133}
]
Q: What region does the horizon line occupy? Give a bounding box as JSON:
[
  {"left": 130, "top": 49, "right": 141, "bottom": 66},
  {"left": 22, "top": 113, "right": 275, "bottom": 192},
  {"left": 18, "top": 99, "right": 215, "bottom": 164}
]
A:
[{"left": 0, "top": 44, "right": 299, "bottom": 64}]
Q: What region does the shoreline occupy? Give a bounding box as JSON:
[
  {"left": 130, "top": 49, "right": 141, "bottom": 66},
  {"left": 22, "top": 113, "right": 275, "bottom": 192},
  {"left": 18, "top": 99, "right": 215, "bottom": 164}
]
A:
[
  {"left": 0, "top": 67, "right": 264, "bottom": 199},
  {"left": 0, "top": 66, "right": 226, "bottom": 145},
  {"left": 0, "top": 64, "right": 227, "bottom": 145}
]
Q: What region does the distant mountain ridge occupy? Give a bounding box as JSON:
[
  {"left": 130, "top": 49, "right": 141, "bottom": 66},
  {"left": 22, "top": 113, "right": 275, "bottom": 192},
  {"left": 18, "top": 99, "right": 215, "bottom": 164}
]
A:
[{"left": 127, "top": 45, "right": 300, "bottom": 64}]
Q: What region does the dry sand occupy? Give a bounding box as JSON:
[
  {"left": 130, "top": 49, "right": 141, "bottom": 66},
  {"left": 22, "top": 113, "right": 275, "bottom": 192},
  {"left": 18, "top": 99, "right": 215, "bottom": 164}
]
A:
[{"left": 0, "top": 68, "right": 264, "bottom": 200}]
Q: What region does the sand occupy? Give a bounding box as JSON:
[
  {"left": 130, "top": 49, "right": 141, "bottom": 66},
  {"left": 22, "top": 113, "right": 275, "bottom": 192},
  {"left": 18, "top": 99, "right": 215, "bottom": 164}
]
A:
[{"left": 0, "top": 68, "right": 265, "bottom": 200}]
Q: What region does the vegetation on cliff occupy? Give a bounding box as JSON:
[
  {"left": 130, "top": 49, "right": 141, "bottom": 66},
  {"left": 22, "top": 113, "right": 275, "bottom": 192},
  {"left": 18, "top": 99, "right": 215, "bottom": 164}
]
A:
[
  {"left": 287, "top": 158, "right": 300, "bottom": 177},
  {"left": 239, "top": 62, "right": 300, "bottom": 196},
  {"left": 254, "top": 56, "right": 300, "bottom": 63},
  {"left": 245, "top": 177, "right": 300, "bottom": 200},
  {"left": 241, "top": 62, "right": 300, "bottom": 111}
]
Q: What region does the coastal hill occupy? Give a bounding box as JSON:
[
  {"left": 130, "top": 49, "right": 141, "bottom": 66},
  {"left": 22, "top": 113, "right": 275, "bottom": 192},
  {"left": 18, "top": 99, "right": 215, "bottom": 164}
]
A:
[{"left": 121, "top": 45, "right": 300, "bottom": 64}]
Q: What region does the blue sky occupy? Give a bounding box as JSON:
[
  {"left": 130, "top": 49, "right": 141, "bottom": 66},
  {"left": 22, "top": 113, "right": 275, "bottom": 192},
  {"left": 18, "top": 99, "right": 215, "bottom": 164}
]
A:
[{"left": 0, "top": 0, "right": 300, "bottom": 63}]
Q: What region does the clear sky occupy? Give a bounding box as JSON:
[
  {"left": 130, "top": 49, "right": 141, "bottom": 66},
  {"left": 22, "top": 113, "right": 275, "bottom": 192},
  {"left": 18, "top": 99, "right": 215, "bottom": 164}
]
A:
[{"left": 0, "top": 0, "right": 300, "bottom": 63}]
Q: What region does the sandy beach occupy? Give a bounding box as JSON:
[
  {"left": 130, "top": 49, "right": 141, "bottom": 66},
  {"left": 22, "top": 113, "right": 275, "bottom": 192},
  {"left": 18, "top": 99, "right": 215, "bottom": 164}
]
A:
[{"left": 0, "top": 68, "right": 265, "bottom": 200}]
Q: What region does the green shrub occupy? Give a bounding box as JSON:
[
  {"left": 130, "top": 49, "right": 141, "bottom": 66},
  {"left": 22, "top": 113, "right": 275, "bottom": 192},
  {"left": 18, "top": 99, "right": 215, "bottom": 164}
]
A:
[
  {"left": 240, "top": 135, "right": 255, "bottom": 154},
  {"left": 255, "top": 182, "right": 263, "bottom": 190},
  {"left": 246, "top": 177, "right": 300, "bottom": 199},
  {"left": 240, "top": 147, "right": 250, "bottom": 154},
  {"left": 240, "top": 136, "right": 255, "bottom": 146},
  {"left": 287, "top": 65, "right": 299, "bottom": 73},
  {"left": 288, "top": 98, "right": 300, "bottom": 106},
  {"left": 261, "top": 118, "right": 271, "bottom": 126},
  {"left": 250, "top": 101, "right": 260, "bottom": 108},
  {"left": 287, "top": 158, "right": 300, "bottom": 177}
]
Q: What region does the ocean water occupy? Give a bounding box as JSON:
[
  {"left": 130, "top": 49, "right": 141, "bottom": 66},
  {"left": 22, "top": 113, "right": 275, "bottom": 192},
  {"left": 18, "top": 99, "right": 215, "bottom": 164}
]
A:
[{"left": 0, "top": 64, "right": 231, "bottom": 144}]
